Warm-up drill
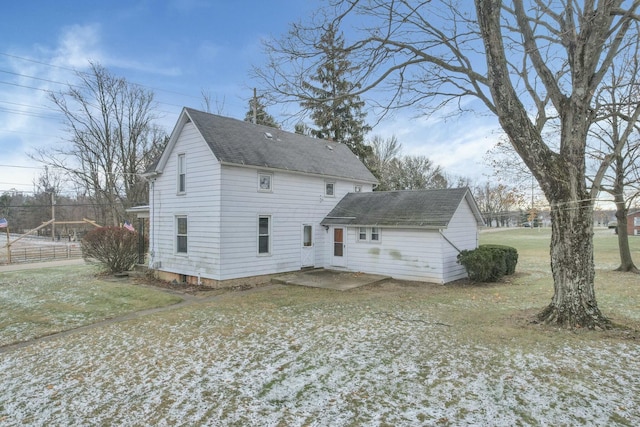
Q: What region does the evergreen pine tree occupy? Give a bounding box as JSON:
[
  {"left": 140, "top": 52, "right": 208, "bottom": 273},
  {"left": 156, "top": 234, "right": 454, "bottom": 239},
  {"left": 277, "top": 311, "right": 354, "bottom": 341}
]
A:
[
  {"left": 300, "top": 24, "right": 371, "bottom": 160},
  {"left": 244, "top": 94, "right": 280, "bottom": 128}
]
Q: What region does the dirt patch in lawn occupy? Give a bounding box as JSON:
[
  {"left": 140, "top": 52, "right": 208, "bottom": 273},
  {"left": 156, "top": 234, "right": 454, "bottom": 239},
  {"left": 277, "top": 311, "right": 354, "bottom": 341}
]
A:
[{"left": 127, "top": 272, "right": 271, "bottom": 296}]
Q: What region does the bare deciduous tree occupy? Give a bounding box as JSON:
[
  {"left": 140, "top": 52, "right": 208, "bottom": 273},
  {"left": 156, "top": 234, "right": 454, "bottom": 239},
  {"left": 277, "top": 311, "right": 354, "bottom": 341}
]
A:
[
  {"left": 589, "top": 44, "right": 640, "bottom": 273},
  {"left": 33, "top": 63, "right": 167, "bottom": 226},
  {"left": 259, "top": 1, "right": 640, "bottom": 328},
  {"left": 474, "top": 182, "right": 525, "bottom": 227},
  {"left": 367, "top": 135, "right": 447, "bottom": 190}
]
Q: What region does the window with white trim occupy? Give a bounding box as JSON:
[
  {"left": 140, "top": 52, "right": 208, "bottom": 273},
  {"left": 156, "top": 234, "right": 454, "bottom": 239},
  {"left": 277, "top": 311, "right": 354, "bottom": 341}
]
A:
[
  {"left": 635, "top": 217, "right": 640, "bottom": 226},
  {"left": 358, "top": 227, "right": 367, "bottom": 241},
  {"left": 258, "top": 215, "right": 271, "bottom": 255},
  {"left": 371, "top": 227, "right": 380, "bottom": 241},
  {"left": 325, "top": 181, "right": 335, "bottom": 197},
  {"left": 176, "top": 216, "right": 188, "bottom": 253},
  {"left": 177, "top": 154, "right": 186, "bottom": 194},
  {"left": 258, "top": 172, "right": 273, "bottom": 192}
]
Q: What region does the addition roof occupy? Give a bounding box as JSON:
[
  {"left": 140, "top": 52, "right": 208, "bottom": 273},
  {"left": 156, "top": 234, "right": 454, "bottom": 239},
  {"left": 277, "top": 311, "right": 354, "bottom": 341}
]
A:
[
  {"left": 150, "top": 107, "right": 377, "bottom": 183},
  {"left": 321, "top": 187, "right": 484, "bottom": 228}
]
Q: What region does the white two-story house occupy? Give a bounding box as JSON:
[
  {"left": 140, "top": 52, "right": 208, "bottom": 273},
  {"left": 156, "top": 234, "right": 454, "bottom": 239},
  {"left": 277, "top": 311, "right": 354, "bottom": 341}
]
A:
[
  {"left": 145, "top": 107, "right": 377, "bottom": 286},
  {"left": 144, "top": 107, "right": 483, "bottom": 287}
]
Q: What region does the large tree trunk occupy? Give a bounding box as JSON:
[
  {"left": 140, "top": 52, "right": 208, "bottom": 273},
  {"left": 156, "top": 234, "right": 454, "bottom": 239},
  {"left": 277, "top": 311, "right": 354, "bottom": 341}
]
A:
[
  {"left": 537, "top": 195, "right": 610, "bottom": 328},
  {"left": 476, "top": 0, "right": 609, "bottom": 329}
]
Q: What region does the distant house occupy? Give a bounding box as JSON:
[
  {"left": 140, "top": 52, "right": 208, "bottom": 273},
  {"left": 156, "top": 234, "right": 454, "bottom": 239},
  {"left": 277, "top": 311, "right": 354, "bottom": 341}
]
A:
[
  {"left": 627, "top": 210, "right": 640, "bottom": 236},
  {"left": 143, "top": 107, "right": 482, "bottom": 287}
]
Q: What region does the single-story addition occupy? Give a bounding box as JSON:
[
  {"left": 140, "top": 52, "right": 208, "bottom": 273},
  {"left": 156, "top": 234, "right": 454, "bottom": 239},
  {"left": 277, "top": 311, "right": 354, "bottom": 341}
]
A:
[
  {"left": 321, "top": 188, "right": 484, "bottom": 284},
  {"left": 144, "top": 106, "right": 483, "bottom": 287}
]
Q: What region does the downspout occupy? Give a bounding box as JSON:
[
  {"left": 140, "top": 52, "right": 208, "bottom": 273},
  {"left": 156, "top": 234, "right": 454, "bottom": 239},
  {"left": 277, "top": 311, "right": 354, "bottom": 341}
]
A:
[{"left": 150, "top": 178, "right": 156, "bottom": 268}]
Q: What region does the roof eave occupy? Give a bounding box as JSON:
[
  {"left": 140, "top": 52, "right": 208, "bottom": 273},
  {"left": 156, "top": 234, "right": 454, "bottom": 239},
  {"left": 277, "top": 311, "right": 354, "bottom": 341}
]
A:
[{"left": 319, "top": 221, "right": 447, "bottom": 230}]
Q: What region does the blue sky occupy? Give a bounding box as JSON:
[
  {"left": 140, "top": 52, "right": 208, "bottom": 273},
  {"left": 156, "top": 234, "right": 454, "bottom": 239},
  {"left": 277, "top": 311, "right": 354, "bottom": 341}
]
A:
[{"left": 0, "top": 0, "right": 497, "bottom": 195}]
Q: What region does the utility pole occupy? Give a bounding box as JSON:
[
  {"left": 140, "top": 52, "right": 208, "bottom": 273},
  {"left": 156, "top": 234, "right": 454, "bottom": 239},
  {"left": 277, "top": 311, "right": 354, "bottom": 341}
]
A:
[
  {"left": 50, "top": 189, "right": 56, "bottom": 241},
  {"left": 252, "top": 88, "right": 258, "bottom": 124}
]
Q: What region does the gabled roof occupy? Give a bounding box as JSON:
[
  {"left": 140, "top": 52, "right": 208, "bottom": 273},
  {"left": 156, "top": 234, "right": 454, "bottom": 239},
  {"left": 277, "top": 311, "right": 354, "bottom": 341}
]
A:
[
  {"left": 321, "top": 187, "right": 484, "bottom": 228},
  {"left": 150, "top": 107, "right": 377, "bottom": 183}
]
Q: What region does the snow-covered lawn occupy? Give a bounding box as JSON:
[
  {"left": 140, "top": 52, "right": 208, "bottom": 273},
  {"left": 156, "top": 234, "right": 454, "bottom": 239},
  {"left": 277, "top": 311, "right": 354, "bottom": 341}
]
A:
[
  {"left": 0, "top": 265, "right": 182, "bottom": 347},
  {"left": 1, "top": 281, "right": 638, "bottom": 426}
]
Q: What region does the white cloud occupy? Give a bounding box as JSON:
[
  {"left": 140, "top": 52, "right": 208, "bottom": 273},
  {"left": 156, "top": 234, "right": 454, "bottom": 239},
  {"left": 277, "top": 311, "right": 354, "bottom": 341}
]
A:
[
  {"left": 52, "top": 24, "right": 104, "bottom": 68},
  {"left": 372, "top": 112, "right": 502, "bottom": 182}
]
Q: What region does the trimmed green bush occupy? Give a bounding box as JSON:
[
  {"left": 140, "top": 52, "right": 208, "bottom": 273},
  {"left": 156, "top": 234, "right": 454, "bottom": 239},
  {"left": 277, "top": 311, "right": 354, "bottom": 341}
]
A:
[
  {"left": 482, "top": 244, "right": 518, "bottom": 275},
  {"left": 457, "top": 244, "right": 518, "bottom": 282}
]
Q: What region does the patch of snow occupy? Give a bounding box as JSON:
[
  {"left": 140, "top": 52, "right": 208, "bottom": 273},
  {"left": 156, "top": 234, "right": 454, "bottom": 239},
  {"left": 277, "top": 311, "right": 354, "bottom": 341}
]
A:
[{"left": 1, "top": 302, "right": 639, "bottom": 426}]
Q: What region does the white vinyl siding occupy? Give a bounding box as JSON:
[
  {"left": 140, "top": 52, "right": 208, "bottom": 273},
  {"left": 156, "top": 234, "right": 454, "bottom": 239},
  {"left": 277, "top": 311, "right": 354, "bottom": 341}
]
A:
[
  {"left": 327, "top": 197, "right": 480, "bottom": 284},
  {"left": 150, "top": 121, "right": 222, "bottom": 278},
  {"left": 217, "top": 165, "right": 364, "bottom": 280},
  {"left": 342, "top": 227, "right": 445, "bottom": 283},
  {"left": 440, "top": 199, "right": 480, "bottom": 282}
]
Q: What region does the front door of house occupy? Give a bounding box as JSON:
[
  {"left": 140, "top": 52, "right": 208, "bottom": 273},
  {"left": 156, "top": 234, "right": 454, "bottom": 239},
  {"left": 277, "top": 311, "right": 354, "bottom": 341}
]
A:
[
  {"left": 332, "top": 227, "right": 347, "bottom": 267},
  {"left": 301, "top": 224, "right": 314, "bottom": 268}
]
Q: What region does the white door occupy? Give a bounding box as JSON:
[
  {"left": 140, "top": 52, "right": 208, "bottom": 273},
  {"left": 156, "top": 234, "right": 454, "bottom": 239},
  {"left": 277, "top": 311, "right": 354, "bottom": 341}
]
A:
[
  {"left": 301, "top": 224, "right": 315, "bottom": 267},
  {"left": 332, "top": 227, "right": 347, "bottom": 267}
]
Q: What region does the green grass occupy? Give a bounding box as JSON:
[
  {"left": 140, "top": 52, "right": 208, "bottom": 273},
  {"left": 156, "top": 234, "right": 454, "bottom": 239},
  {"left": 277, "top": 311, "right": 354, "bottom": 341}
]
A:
[
  {"left": 480, "top": 227, "right": 640, "bottom": 326},
  {"left": 0, "top": 264, "right": 183, "bottom": 346}
]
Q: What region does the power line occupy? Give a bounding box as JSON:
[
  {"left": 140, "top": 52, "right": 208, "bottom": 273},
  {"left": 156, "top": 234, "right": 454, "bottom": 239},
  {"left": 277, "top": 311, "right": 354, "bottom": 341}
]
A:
[
  {"left": 0, "top": 51, "right": 202, "bottom": 102},
  {"left": 0, "top": 164, "right": 44, "bottom": 169},
  {"left": 0, "top": 68, "right": 71, "bottom": 88}
]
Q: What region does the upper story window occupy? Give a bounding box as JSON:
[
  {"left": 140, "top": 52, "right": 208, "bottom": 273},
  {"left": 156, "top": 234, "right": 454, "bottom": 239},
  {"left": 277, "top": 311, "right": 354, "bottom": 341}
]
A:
[
  {"left": 634, "top": 217, "right": 640, "bottom": 227},
  {"left": 325, "top": 181, "right": 335, "bottom": 197},
  {"left": 258, "top": 172, "right": 273, "bottom": 192},
  {"left": 177, "top": 153, "right": 186, "bottom": 194}
]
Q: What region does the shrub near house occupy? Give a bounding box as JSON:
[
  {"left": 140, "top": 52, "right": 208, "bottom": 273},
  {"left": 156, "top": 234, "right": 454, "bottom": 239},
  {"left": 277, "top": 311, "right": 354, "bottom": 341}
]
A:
[
  {"left": 82, "top": 227, "right": 146, "bottom": 273},
  {"left": 457, "top": 245, "right": 518, "bottom": 282}
]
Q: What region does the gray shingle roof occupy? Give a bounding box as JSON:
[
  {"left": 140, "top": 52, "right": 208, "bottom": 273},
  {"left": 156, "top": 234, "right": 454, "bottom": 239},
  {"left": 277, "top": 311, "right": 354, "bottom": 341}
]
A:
[
  {"left": 321, "top": 187, "right": 481, "bottom": 228},
  {"left": 184, "top": 108, "right": 377, "bottom": 183}
]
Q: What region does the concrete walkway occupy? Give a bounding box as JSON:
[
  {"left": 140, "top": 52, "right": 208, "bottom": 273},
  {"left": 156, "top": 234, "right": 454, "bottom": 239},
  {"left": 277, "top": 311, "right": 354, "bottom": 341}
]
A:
[
  {"left": 0, "top": 258, "right": 86, "bottom": 273},
  {"left": 272, "top": 269, "right": 390, "bottom": 291}
]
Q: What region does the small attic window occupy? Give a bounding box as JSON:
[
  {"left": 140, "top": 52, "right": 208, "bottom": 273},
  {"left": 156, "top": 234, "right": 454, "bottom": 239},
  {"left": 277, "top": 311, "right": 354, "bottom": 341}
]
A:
[{"left": 264, "top": 132, "right": 273, "bottom": 140}]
